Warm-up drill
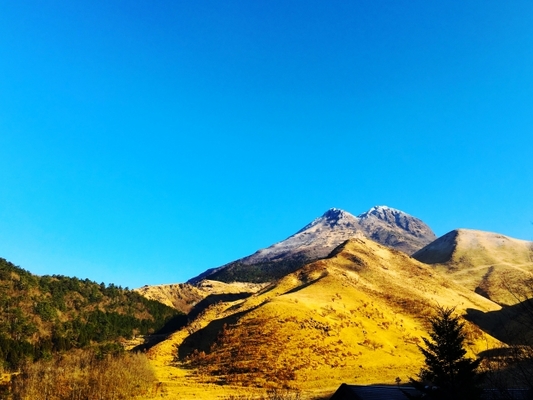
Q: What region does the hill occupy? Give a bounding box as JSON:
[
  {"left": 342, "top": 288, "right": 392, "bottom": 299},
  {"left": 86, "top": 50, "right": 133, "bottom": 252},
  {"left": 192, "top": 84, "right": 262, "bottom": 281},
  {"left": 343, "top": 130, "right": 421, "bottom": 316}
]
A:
[
  {"left": 146, "top": 237, "right": 500, "bottom": 398},
  {"left": 189, "top": 206, "right": 436, "bottom": 284},
  {"left": 0, "top": 257, "right": 182, "bottom": 370},
  {"left": 412, "top": 229, "right": 533, "bottom": 305},
  {"left": 135, "top": 280, "right": 265, "bottom": 314}
]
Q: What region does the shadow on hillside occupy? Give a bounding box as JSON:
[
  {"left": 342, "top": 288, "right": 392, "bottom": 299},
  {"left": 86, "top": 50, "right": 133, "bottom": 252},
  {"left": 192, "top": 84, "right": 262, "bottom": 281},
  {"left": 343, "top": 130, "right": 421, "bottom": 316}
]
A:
[
  {"left": 157, "top": 313, "right": 189, "bottom": 334},
  {"left": 133, "top": 294, "right": 254, "bottom": 353},
  {"left": 208, "top": 256, "right": 311, "bottom": 283},
  {"left": 132, "top": 313, "right": 189, "bottom": 352},
  {"left": 477, "top": 346, "right": 518, "bottom": 359},
  {"left": 177, "top": 307, "right": 257, "bottom": 360},
  {"left": 187, "top": 292, "right": 252, "bottom": 320},
  {"left": 465, "top": 300, "right": 533, "bottom": 345},
  {"left": 283, "top": 275, "right": 325, "bottom": 295}
]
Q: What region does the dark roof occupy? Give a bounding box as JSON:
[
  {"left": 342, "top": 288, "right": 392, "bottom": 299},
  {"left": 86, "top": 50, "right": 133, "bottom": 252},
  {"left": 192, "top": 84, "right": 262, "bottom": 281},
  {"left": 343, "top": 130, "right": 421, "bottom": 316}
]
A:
[
  {"left": 481, "top": 389, "right": 532, "bottom": 400},
  {"left": 329, "top": 384, "right": 532, "bottom": 400},
  {"left": 329, "top": 384, "right": 418, "bottom": 400}
]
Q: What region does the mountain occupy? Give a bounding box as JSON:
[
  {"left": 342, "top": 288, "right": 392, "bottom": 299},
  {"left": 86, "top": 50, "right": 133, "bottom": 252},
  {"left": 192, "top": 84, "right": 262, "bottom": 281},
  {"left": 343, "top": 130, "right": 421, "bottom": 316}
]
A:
[
  {"left": 413, "top": 229, "right": 533, "bottom": 305},
  {"left": 147, "top": 237, "right": 500, "bottom": 398},
  {"left": 189, "top": 206, "right": 436, "bottom": 284}
]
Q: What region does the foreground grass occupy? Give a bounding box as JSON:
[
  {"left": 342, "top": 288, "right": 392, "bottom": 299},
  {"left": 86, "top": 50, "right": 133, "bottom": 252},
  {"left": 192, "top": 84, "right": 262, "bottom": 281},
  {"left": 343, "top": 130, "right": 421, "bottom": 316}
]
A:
[{"left": 10, "top": 349, "right": 155, "bottom": 400}]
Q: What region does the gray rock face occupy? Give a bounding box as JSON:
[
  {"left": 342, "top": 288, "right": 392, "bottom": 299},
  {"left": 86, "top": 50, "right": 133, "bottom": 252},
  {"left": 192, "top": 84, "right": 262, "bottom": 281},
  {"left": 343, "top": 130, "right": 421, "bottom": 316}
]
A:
[
  {"left": 357, "top": 206, "right": 437, "bottom": 255},
  {"left": 188, "top": 206, "right": 436, "bottom": 283}
]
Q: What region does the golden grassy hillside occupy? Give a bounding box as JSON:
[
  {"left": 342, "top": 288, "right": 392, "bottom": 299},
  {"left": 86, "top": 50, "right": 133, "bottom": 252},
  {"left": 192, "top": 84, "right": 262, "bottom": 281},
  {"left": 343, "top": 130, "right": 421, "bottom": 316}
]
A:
[
  {"left": 413, "top": 229, "right": 533, "bottom": 305},
  {"left": 135, "top": 280, "right": 265, "bottom": 313},
  {"left": 143, "top": 237, "right": 501, "bottom": 399}
]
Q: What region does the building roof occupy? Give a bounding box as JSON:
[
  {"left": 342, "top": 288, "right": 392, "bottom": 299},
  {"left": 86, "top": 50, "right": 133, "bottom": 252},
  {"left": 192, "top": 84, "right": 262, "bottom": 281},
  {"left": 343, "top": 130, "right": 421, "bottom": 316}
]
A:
[
  {"left": 482, "top": 389, "right": 532, "bottom": 400},
  {"left": 329, "top": 384, "right": 532, "bottom": 400},
  {"left": 329, "top": 384, "right": 418, "bottom": 400}
]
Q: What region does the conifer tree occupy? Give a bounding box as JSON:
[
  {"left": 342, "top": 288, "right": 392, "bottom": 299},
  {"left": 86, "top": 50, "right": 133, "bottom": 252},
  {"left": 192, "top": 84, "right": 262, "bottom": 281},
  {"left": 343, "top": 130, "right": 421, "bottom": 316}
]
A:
[{"left": 408, "top": 306, "right": 483, "bottom": 400}]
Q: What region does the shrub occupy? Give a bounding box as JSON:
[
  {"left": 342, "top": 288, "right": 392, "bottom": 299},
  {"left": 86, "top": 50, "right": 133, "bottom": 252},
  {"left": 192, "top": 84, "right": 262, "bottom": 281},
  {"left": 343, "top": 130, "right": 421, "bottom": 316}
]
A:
[{"left": 11, "top": 349, "right": 155, "bottom": 400}]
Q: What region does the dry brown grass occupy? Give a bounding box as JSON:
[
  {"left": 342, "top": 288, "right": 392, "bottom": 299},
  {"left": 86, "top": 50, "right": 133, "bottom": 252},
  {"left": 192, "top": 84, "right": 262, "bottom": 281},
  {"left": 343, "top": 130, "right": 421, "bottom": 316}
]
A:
[
  {"left": 415, "top": 229, "right": 533, "bottom": 305},
  {"left": 139, "top": 237, "right": 503, "bottom": 399},
  {"left": 135, "top": 281, "right": 266, "bottom": 313},
  {"left": 11, "top": 349, "right": 156, "bottom": 400}
]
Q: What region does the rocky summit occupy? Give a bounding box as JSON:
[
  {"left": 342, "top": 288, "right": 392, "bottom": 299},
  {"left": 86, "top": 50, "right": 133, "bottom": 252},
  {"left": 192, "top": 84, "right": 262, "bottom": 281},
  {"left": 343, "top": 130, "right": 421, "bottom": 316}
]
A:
[{"left": 357, "top": 205, "right": 437, "bottom": 255}]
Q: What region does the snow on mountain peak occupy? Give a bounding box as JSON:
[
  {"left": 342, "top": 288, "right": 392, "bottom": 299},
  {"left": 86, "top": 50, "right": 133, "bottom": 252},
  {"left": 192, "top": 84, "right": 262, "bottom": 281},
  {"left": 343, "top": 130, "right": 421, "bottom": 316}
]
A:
[
  {"left": 296, "top": 208, "right": 358, "bottom": 234},
  {"left": 256, "top": 205, "right": 433, "bottom": 262},
  {"left": 358, "top": 205, "right": 402, "bottom": 219},
  {"left": 189, "top": 205, "right": 438, "bottom": 284},
  {"left": 356, "top": 205, "right": 436, "bottom": 246}
]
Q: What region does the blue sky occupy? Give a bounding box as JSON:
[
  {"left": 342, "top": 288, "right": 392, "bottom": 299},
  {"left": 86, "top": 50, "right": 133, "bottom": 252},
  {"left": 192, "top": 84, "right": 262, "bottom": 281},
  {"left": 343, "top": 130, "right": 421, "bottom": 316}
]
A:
[{"left": 0, "top": 1, "right": 532, "bottom": 288}]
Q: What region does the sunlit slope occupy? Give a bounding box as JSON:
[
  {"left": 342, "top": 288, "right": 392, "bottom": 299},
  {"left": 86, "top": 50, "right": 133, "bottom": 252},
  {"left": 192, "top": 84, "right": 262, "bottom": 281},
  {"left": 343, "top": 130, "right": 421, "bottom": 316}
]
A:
[
  {"left": 413, "top": 229, "right": 533, "bottom": 305},
  {"left": 135, "top": 280, "right": 265, "bottom": 313},
  {"left": 147, "top": 237, "right": 501, "bottom": 398}
]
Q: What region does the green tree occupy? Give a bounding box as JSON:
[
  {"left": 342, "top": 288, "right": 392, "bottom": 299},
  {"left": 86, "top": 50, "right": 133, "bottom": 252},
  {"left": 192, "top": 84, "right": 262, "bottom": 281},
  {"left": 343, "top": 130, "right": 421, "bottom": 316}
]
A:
[{"left": 408, "top": 306, "right": 483, "bottom": 400}]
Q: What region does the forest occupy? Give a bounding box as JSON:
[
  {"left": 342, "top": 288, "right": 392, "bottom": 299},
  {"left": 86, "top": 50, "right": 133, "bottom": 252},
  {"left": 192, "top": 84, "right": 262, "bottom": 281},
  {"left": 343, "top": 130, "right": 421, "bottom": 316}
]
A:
[{"left": 0, "top": 257, "right": 184, "bottom": 371}]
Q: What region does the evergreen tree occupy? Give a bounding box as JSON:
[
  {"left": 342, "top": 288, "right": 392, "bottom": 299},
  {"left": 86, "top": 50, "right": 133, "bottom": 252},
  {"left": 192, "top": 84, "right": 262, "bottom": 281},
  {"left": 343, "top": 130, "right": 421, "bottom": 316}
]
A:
[{"left": 408, "top": 306, "right": 484, "bottom": 400}]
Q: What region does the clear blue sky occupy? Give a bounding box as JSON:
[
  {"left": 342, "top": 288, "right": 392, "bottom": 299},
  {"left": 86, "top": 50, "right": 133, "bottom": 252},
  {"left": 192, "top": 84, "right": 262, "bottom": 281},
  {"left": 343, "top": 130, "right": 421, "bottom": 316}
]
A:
[{"left": 1, "top": 1, "right": 532, "bottom": 288}]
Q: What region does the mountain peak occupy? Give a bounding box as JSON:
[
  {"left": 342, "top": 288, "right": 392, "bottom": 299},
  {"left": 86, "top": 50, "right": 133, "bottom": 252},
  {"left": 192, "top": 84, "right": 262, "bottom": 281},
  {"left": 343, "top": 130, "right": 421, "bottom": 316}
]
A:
[
  {"left": 296, "top": 208, "right": 358, "bottom": 234},
  {"left": 322, "top": 207, "right": 345, "bottom": 217},
  {"left": 355, "top": 205, "right": 437, "bottom": 251},
  {"left": 412, "top": 229, "right": 533, "bottom": 305},
  {"left": 358, "top": 205, "right": 406, "bottom": 221},
  {"left": 321, "top": 208, "right": 355, "bottom": 222}
]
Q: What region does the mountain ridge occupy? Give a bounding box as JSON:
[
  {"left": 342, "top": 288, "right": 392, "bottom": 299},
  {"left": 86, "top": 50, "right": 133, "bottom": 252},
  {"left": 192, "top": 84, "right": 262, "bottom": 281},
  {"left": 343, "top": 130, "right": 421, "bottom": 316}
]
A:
[
  {"left": 148, "top": 236, "right": 501, "bottom": 396},
  {"left": 188, "top": 205, "right": 436, "bottom": 284}
]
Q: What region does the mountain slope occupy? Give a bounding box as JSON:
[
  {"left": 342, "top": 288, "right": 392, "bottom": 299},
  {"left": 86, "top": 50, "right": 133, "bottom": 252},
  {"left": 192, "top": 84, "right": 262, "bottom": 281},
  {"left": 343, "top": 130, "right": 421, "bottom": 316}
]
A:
[
  {"left": 413, "top": 229, "right": 533, "bottom": 305},
  {"left": 148, "top": 237, "right": 500, "bottom": 397},
  {"left": 135, "top": 280, "right": 266, "bottom": 314},
  {"left": 189, "top": 206, "right": 436, "bottom": 284}
]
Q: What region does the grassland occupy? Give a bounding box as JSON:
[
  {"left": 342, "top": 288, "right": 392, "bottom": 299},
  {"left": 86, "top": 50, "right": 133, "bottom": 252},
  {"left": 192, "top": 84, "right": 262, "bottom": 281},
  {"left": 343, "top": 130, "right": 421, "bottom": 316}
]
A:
[
  {"left": 140, "top": 237, "right": 502, "bottom": 399},
  {"left": 413, "top": 229, "right": 533, "bottom": 305}
]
